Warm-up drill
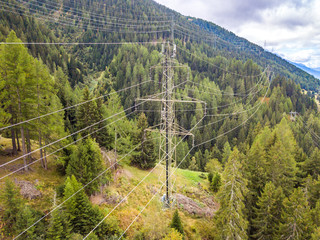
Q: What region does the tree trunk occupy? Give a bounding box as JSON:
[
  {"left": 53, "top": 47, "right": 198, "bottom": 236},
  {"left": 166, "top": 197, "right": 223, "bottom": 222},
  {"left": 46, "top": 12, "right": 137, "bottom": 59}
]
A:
[
  {"left": 17, "top": 88, "right": 28, "bottom": 171},
  {"left": 9, "top": 113, "right": 17, "bottom": 156},
  {"left": 16, "top": 128, "right": 20, "bottom": 151},
  {"left": 26, "top": 128, "right": 32, "bottom": 162},
  {"left": 37, "top": 80, "right": 46, "bottom": 169},
  {"left": 10, "top": 126, "right": 17, "bottom": 156},
  {"left": 20, "top": 125, "right": 28, "bottom": 171},
  {"left": 38, "top": 131, "right": 45, "bottom": 169},
  {"left": 43, "top": 139, "right": 48, "bottom": 170}
]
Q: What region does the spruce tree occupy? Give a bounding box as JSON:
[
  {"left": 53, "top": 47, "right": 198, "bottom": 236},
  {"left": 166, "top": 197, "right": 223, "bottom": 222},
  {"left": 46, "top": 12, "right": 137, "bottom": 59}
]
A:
[
  {"left": 66, "top": 137, "right": 104, "bottom": 195},
  {"left": 211, "top": 172, "right": 221, "bottom": 192},
  {"left": 76, "top": 86, "right": 99, "bottom": 137},
  {"left": 0, "top": 179, "right": 23, "bottom": 234},
  {"left": 214, "top": 147, "right": 248, "bottom": 240},
  {"left": 132, "top": 113, "right": 156, "bottom": 169},
  {"left": 170, "top": 210, "right": 184, "bottom": 235},
  {"left": 222, "top": 141, "right": 231, "bottom": 164},
  {"left": 63, "top": 176, "right": 108, "bottom": 237},
  {"left": 47, "top": 209, "right": 72, "bottom": 240},
  {"left": 252, "top": 182, "right": 284, "bottom": 239},
  {"left": 14, "top": 206, "right": 37, "bottom": 239},
  {"left": 278, "top": 188, "right": 314, "bottom": 239}
]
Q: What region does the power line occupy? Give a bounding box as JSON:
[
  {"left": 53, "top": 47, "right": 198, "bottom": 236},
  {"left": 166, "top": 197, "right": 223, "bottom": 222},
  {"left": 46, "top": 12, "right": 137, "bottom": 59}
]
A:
[
  {"left": 0, "top": 91, "right": 165, "bottom": 169},
  {"left": 6, "top": 0, "right": 169, "bottom": 29},
  {"left": 0, "top": 41, "right": 163, "bottom": 45},
  {"left": 174, "top": 44, "right": 263, "bottom": 78},
  {"left": 1, "top": 110, "right": 133, "bottom": 180},
  {"left": 117, "top": 71, "right": 272, "bottom": 239},
  {"left": 0, "top": 3, "right": 170, "bottom": 34},
  {"left": 0, "top": 80, "right": 153, "bottom": 131},
  {"left": 15, "top": 0, "right": 171, "bottom": 25},
  {"left": 12, "top": 133, "right": 159, "bottom": 239},
  {"left": 16, "top": 0, "right": 170, "bottom": 22},
  {"left": 84, "top": 106, "right": 206, "bottom": 239}
]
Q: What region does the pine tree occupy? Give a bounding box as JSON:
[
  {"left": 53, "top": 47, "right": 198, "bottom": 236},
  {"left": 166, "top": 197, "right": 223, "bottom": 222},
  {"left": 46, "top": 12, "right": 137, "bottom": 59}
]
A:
[
  {"left": 278, "top": 188, "right": 314, "bottom": 239},
  {"left": 252, "top": 182, "right": 284, "bottom": 239},
  {"left": 266, "top": 132, "right": 296, "bottom": 195},
  {"left": 105, "top": 89, "right": 133, "bottom": 152},
  {"left": 170, "top": 210, "right": 184, "bottom": 235},
  {"left": 214, "top": 147, "right": 248, "bottom": 240},
  {"left": 66, "top": 137, "right": 104, "bottom": 195}
]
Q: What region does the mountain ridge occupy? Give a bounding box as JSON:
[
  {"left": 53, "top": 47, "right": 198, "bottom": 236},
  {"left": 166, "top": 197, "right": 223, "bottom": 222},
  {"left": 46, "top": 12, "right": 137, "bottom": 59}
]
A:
[{"left": 289, "top": 61, "right": 320, "bottom": 81}]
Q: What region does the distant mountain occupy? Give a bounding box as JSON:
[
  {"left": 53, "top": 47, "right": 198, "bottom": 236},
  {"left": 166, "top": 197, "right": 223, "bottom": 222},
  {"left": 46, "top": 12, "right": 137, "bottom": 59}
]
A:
[{"left": 289, "top": 61, "right": 320, "bottom": 80}]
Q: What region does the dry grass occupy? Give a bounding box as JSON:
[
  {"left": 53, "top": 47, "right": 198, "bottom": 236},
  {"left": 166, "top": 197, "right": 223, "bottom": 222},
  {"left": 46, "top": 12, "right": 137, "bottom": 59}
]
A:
[{"left": 0, "top": 136, "right": 215, "bottom": 239}]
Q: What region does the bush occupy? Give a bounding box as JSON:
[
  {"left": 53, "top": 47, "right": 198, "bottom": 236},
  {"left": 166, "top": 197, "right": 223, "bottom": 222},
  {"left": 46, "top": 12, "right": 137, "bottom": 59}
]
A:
[
  {"left": 211, "top": 172, "right": 221, "bottom": 192},
  {"left": 199, "top": 173, "right": 206, "bottom": 179},
  {"left": 208, "top": 172, "right": 213, "bottom": 183}
]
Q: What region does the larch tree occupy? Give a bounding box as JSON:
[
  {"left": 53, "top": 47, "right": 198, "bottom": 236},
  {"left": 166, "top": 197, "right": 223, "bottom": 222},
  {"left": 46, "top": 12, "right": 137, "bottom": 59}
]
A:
[
  {"left": 252, "top": 182, "right": 284, "bottom": 240},
  {"left": 0, "top": 31, "right": 37, "bottom": 167},
  {"left": 278, "top": 188, "right": 314, "bottom": 239}
]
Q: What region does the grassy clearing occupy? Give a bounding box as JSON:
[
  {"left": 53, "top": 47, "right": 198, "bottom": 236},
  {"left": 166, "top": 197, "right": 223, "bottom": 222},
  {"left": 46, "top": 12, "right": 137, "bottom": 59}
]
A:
[{"left": 0, "top": 136, "right": 215, "bottom": 239}]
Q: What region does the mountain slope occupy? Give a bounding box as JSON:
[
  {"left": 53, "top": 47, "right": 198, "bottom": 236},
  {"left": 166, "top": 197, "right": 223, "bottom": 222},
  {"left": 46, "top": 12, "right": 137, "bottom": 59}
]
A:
[
  {"left": 289, "top": 61, "right": 320, "bottom": 80},
  {"left": 0, "top": 0, "right": 319, "bottom": 91}
]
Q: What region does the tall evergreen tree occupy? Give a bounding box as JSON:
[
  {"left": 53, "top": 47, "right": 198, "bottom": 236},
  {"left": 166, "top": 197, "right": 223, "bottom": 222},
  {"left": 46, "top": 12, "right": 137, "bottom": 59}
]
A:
[
  {"left": 214, "top": 147, "right": 248, "bottom": 240},
  {"left": 132, "top": 113, "right": 156, "bottom": 169},
  {"left": 0, "top": 31, "right": 37, "bottom": 167},
  {"left": 170, "top": 210, "right": 184, "bottom": 235},
  {"left": 303, "top": 148, "right": 320, "bottom": 179},
  {"left": 66, "top": 137, "right": 104, "bottom": 195},
  {"left": 0, "top": 180, "right": 23, "bottom": 234},
  {"left": 47, "top": 209, "right": 72, "bottom": 240},
  {"left": 76, "top": 86, "right": 99, "bottom": 138},
  {"left": 278, "top": 188, "right": 314, "bottom": 239},
  {"left": 252, "top": 182, "right": 284, "bottom": 240},
  {"left": 63, "top": 176, "right": 108, "bottom": 237},
  {"left": 14, "top": 206, "right": 37, "bottom": 239}
]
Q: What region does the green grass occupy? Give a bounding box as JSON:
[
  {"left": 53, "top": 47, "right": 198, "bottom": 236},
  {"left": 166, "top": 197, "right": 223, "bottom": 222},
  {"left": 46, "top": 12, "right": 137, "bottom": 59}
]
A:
[{"left": 175, "top": 168, "right": 208, "bottom": 184}]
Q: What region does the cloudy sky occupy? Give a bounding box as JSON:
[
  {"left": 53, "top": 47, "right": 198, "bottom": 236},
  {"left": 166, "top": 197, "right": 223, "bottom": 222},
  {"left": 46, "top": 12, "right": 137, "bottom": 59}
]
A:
[{"left": 155, "top": 0, "right": 320, "bottom": 69}]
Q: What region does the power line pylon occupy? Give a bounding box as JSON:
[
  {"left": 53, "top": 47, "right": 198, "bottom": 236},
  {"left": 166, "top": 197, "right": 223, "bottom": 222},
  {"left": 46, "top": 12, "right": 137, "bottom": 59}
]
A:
[{"left": 136, "top": 41, "right": 206, "bottom": 207}]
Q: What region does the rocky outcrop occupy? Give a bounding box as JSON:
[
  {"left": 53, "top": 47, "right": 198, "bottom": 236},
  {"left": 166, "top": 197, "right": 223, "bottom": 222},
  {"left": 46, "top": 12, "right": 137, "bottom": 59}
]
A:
[
  {"left": 14, "top": 179, "right": 41, "bottom": 200},
  {"left": 174, "top": 193, "right": 216, "bottom": 218}
]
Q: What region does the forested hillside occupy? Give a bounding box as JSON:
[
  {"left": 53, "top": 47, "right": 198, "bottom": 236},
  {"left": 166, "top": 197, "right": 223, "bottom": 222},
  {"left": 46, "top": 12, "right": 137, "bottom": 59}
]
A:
[{"left": 1, "top": 0, "right": 320, "bottom": 239}]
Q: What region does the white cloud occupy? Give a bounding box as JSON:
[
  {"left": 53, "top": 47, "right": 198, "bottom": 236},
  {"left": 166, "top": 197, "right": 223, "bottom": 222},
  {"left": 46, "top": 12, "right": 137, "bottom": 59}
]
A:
[{"left": 155, "top": 0, "right": 320, "bottom": 68}]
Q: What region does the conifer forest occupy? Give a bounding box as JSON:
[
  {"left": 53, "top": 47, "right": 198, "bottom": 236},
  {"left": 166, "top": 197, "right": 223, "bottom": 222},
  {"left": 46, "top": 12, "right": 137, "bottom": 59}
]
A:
[{"left": 0, "top": 0, "right": 320, "bottom": 239}]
